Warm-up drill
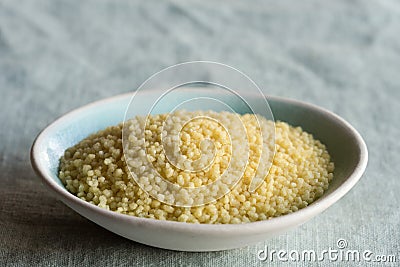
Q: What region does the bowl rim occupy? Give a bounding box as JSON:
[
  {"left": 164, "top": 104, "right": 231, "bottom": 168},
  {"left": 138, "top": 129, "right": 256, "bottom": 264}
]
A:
[{"left": 30, "top": 90, "right": 368, "bottom": 234}]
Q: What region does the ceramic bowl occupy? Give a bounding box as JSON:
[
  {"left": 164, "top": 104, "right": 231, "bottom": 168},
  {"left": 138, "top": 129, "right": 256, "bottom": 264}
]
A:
[{"left": 30, "top": 89, "right": 368, "bottom": 251}]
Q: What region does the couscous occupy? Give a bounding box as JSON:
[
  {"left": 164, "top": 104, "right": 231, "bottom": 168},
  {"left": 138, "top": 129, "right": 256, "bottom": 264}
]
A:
[{"left": 59, "top": 110, "right": 334, "bottom": 224}]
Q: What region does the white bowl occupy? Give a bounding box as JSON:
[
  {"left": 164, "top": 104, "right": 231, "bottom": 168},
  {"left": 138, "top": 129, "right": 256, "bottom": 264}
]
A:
[{"left": 31, "top": 89, "right": 368, "bottom": 251}]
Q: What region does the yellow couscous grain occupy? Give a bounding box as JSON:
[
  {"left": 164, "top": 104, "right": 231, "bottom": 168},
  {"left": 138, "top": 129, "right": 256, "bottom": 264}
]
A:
[{"left": 59, "top": 110, "right": 334, "bottom": 224}]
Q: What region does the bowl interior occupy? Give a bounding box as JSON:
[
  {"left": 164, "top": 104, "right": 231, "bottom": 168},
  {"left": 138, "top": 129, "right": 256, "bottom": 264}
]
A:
[{"left": 34, "top": 89, "right": 363, "bottom": 202}]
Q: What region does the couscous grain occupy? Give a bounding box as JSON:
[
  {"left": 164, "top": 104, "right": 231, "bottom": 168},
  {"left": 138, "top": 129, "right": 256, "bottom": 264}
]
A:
[{"left": 59, "top": 110, "right": 334, "bottom": 224}]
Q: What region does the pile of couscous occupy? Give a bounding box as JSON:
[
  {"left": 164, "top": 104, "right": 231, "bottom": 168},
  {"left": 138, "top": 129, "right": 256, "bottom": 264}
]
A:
[{"left": 59, "top": 110, "right": 334, "bottom": 224}]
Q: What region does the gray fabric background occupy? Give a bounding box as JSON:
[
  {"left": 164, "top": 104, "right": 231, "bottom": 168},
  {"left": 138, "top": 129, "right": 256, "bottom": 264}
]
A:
[{"left": 0, "top": 0, "right": 399, "bottom": 266}]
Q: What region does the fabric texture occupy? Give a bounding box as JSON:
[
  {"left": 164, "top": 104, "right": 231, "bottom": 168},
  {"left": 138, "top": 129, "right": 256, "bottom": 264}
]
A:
[{"left": 0, "top": 0, "right": 399, "bottom": 266}]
